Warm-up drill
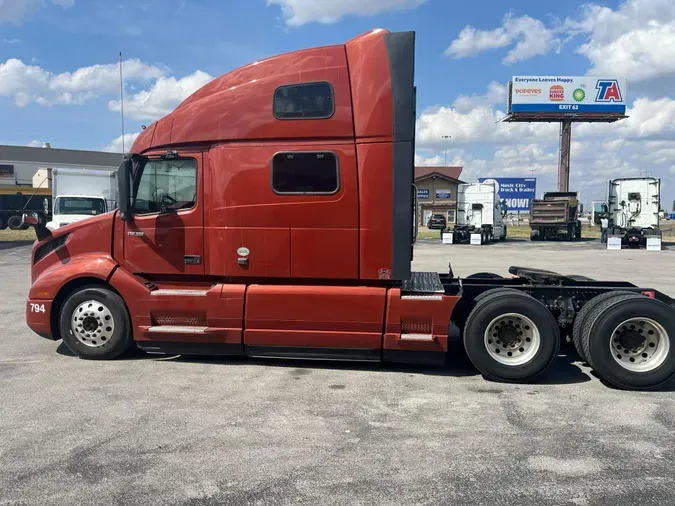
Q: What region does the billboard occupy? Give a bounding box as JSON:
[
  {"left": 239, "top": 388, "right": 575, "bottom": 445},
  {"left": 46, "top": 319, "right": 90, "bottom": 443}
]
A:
[
  {"left": 510, "top": 76, "right": 626, "bottom": 115},
  {"left": 478, "top": 178, "right": 537, "bottom": 212}
]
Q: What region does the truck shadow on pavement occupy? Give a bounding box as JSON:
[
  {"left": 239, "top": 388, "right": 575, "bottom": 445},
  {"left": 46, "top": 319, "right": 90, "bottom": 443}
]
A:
[{"left": 56, "top": 341, "right": 594, "bottom": 386}]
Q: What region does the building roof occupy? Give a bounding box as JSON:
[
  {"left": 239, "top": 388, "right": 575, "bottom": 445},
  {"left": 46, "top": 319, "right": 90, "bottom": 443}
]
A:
[
  {"left": 0, "top": 145, "right": 122, "bottom": 168},
  {"left": 415, "top": 166, "right": 464, "bottom": 185},
  {"left": 415, "top": 166, "right": 463, "bottom": 180}
]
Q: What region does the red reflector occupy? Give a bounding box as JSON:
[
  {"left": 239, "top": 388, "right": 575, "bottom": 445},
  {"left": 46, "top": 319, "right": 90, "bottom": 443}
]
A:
[{"left": 642, "top": 290, "right": 656, "bottom": 298}]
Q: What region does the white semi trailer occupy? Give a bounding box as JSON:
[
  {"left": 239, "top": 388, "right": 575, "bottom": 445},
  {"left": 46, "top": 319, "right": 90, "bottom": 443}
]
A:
[
  {"left": 593, "top": 177, "right": 661, "bottom": 247},
  {"left": 451, "top": 183, "right": 507, "bottom": 245},
  {"left": 47, "top": 168, "right": 118, "bottom": 231}
]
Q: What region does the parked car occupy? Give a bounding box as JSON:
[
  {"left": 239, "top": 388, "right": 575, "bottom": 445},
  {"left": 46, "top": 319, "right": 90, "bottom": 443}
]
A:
[{"left": 427, "top": 213, "right": 447, "bottom": 230}]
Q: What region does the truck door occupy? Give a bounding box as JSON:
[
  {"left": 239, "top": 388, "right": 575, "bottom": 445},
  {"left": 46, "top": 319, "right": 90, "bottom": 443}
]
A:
[{"left": 123, "top": 152, "right": 204, "bottom": 275}]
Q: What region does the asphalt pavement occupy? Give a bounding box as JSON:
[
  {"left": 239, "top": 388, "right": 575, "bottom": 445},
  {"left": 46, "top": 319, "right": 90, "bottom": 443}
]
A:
[{"left": 1, "top": 240, "right": 675, "bottom": 506}]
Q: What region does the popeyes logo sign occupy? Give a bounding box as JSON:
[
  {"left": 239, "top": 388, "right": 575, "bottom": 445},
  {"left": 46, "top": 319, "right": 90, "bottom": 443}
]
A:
[
  {"left": 549, "top": 85, "right": 564, "bottom": 101},
  {"left": 515, "top": 88, "right": 542, "bottom": 95}
]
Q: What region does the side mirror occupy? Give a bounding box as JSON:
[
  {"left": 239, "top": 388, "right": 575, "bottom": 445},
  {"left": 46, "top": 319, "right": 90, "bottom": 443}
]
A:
[
  {"left": 43, "top": 197, "right": 49, "bottom": 215},
  {"left": 22, "top": 213, "right": 40, "bottom": 227},
  {"left": 22, "top": 211, "right": 51, "bottom": 241},
  {"left": 118, "top": 157, "right": 133, "bottom": 221}
]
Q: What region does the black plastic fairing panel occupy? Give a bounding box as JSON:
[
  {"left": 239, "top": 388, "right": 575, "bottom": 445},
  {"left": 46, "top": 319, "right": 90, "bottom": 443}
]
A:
[{"left": 385, "top": 31, "right": 415, "bottom": 281}]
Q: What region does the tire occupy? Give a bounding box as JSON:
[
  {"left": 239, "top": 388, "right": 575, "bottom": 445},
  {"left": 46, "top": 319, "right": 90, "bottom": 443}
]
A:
[
  {"left": 530, "top": 231, "right": 538, "bottom": 241},
  {"left": 467, "top": 272, "right": 504, "bottom": 280},
  {"left": 463, "top": 291, "right": 560, "bottom": 383},
  {"left": 581, "top": 295, "right": 675, "bottom": 390},
  {"left": 59, "top": 285, "right": 133, "bottom": 360},
  {"left": 474, "top": 287, "right": 524, "bottom": 304},
  {"left": 7, "top": 215, "right": 25, "bottom": 230},
  {"left": 500, "top": 226, "right": 507, "bottom": 241},
  {"left": 571, "top": 291, "right": 640, "bottom": 363},
  {"left": 0, "top": 216, "right": 5, "bottom": 230}
]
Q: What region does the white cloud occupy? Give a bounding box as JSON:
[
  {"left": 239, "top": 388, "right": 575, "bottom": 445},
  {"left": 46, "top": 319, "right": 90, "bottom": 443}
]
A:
[
  {"left": 414, "top": 153, "right": 444, "bottom": 166},
  {"left": 446, "top": 14, "right": 558, "bottom": 64},
  {"left": 0, "top": 58, "right": 166, "bottom": 107},
  {"left": 446, "top": 0, "right": 675, "bottom": 81},
  {"left": 3, "top": 38, "right": 21, "bottom": 44},
  {"left": 108, "top": 70, "right": 213, "bottom": 121},
  {"left": 452, "top": 81, "right": 507, "bottom": 113},
  {"left": 267, "top": 0, "right": 428, "bottom": 26},
  {"left": 25, "top": 140, "right": 44, "bottom": 147},
  {"left": 103, "top": 132, "right": 139, "bottom": 153},
  {"left": 0, "top": 0, "right": 74, "bottom": 24},
  {"left": 416, "top": 83, "right": 558, "bottom": 148},
  {"left": 416, "top": 80, "right": 675, "bottom": 200},
  {"left": 576, "top": 97, "right": 675, "bottom": 140}
]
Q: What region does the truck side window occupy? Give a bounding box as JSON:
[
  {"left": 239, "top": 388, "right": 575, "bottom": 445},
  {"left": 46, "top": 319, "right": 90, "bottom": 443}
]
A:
[
  {"left": 272, "top": 152, "right": 339, "bottom": 194},
  {"left": 273, "top": 82, "right": 334, "bottom": 119},
  {"left": 133, "top": 158, "right": 197, "bottom": 214}
]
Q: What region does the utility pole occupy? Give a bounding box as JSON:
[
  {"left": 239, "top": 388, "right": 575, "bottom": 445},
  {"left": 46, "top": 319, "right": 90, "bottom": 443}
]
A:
[
  {"left": 119, "top": 52, "right": 126, "bottom": 154},
  {"left": 558, "top": 120, "right": 572, "bottom": 192},
  {"left": 442, "top": 135, "right": 451, "bottom": 166}
]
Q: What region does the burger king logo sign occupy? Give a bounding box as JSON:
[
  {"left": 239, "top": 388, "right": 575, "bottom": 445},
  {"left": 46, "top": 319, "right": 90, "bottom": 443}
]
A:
[{"left": 549, "top": 85, "right": 564, "bottom": 101}]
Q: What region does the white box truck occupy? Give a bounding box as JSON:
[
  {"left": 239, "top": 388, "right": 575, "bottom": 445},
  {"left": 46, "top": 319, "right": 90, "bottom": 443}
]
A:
[
  {"left": 592, "top": 177, "right": 661, "bottom": 247},
  {"left": 451, "top": 183, "right": 507, "bottom": 244},
  {"left": 47, "top": 168, "right": 118, "bottom": 231}
]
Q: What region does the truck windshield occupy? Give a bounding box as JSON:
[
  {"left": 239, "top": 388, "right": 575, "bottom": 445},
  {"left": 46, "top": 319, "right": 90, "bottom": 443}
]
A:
[
  {"left": 54, "top": 197, "right": 105, "bottom": 215},
  {"left": 133, "top": 158, "right": 197, "bottom": 214}
]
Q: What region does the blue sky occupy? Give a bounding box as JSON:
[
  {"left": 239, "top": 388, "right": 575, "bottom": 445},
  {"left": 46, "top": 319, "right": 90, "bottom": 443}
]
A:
[{"left": 1, "top": 0, "right": 674, "bottom": 205}]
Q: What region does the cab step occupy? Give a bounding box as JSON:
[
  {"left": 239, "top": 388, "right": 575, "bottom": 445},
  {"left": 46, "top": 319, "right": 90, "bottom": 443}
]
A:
[
  {"left": 146, "top": 325, "right": 208, "bottom": 334},
  {"left": 402, "top": 272, "right": 444, "bottom": 295},
  {"left": 399, "top": 333, "right": 435, "bottom": 342},
  {"left": 150, "top": 289, "right": 209, "bottom": 296}
]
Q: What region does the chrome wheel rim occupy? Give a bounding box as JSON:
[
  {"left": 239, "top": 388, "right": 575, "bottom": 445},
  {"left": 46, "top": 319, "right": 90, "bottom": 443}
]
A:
[
  {"left": 610, "top": 318, "right": 670, "bottom": 372},
  {"left": 71, "top": 300, "right": 114, "bottom": 348},
  {"left": 484, "top": 313, "right": 540, "bottom": 366}
]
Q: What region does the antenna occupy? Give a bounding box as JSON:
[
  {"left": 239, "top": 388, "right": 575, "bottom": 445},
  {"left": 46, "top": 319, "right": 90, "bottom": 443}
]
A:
[{"left": 119, "top": 52, "right": 125, "bottom": 154}]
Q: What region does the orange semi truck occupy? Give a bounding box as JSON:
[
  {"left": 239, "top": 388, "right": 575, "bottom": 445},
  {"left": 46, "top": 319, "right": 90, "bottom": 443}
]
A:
[{"left": 23, "top": 30, "right": 675, "bottom": 390}]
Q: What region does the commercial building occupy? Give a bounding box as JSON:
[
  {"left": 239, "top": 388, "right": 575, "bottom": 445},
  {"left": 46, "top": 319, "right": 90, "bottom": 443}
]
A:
[
  {"left": 415, "top": 166, "right": 464, "bottom": 226},
  {"left": 0, "top": 144, "right": 122, "bottom": 189}
]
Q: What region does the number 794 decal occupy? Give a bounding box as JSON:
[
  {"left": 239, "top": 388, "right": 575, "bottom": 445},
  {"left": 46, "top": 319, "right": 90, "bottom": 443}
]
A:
[{"left": 30, "top": 303, "right": 46, "bottom": 314}]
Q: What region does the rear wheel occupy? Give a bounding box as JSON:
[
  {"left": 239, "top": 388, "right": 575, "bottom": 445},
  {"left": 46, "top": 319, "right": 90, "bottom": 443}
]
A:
[
  {"left": 463, "top": 291, "right": 560, "bottom": 383},
  {"left": 581, "top": 295, "right": 675, "bottom": 390},
  {"left": 572, "top": 291, "right": 640, "bottom": 363},
  {"left": 59, "top": 286, "right": 133, "bottom": 360},
  {"left": 7, "top": 215, "right": 27, "bottom": 231}
]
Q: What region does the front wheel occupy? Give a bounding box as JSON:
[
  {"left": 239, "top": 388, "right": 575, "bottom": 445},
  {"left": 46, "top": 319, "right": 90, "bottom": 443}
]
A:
[
  {"left": 59, "top": 286, "right": 133, "bottom": 359},
  {"left": 463, "top": 291, "right": 560, "bottom": 383}
]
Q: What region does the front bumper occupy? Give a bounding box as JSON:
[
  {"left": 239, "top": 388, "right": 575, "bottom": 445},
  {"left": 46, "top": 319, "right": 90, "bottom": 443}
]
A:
[{"left": 26, "top": 299, "right": 56, "bottom": 340}]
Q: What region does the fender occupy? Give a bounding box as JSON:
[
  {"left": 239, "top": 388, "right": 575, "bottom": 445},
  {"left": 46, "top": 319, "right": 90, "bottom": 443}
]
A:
[{"left": 29, "top": 253, "right": 118, "bottom": 300}]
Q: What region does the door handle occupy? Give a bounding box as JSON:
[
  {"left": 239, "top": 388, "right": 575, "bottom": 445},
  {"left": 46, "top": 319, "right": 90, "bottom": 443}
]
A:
[{"left": 127, "top": 231, "right": 144, "bottom": 237}]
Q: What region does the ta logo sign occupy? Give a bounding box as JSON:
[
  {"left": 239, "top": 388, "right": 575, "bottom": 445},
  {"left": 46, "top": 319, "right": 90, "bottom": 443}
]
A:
[{"left": 595, "top": 80, "right": 622, "bottom": 102}]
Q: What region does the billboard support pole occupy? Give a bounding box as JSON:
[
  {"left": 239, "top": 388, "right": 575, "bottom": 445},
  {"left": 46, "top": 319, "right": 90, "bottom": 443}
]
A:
[{"left": 558, "top": 120, "right": 572, "bottom": 192}]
